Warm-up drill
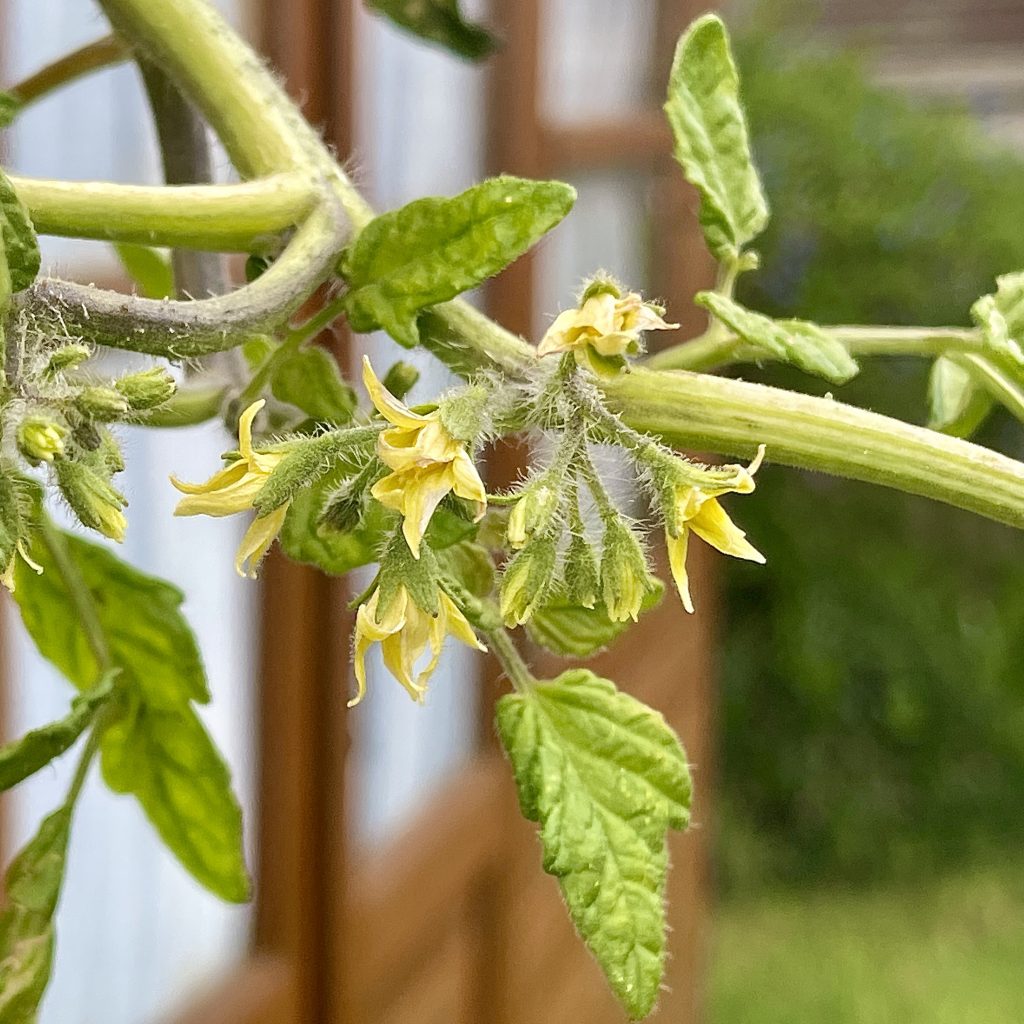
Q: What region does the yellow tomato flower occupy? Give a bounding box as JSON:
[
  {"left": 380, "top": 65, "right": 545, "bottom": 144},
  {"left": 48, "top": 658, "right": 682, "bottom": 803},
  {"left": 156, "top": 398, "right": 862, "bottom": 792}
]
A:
[
  {"left": 351, "top": 585, "right": 486, "bottom": 706},
  {"left": 537, "top": 290, "right": 678, "bottom": 370},
  {"left": 363, "top": 356, "right": 486, "bottom": 558},
  {"left": 171, "top": 399, "right": 288, "bottom": 579},
  {"left": 666, "top": 448, "right": 766, "bottom": 614}
]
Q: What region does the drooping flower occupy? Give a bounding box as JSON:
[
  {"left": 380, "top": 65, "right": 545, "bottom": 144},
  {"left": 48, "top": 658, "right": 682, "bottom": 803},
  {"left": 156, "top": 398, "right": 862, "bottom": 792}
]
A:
[
  {"left": 363, "top": 356, "right": 486, "bottom": 558},
  {"left": 537, "top": 287, "right": 678, "bottom": 375},
  {"left": 665, "top": 448, "right": 766, "bottom": 613},
  {"left": 171, "top": 399, "right": 289, "bottom": 578},
  {"left": 351, "top": 585, "right": 485, "bottom": 706}
]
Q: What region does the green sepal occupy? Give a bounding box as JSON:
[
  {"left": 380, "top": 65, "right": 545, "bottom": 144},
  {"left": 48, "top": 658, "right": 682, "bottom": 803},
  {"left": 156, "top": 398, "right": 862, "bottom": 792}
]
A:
[
  {"left": 377, "top": 528, "right": 441, "bottom": 615},
  {"left": 0, "top": 672, "right": 117, "bottom": 792},
  {"left": 0, "top": 166, "right": 39, "bottom": 292},
  {"left": 664, "top": 14, "right": 769, "bottom": 263},
  {"left": 527, "top": 579, "right": 664, "bottom": 659},
  {"left": 113, "top": 242, "right": 174, "bottom": 299},
  {"left": 365, "top": 0, "right": 499, "bottom": 60},
  {"left": 927, "top": 356, "right": 994, "bottom": 438},
  {"left": 437, "top": 539, "right": 494, "bottom": 599},
  {"left": 697, "top": 291, "right": 859, "bottom": 384},
  {"left": 0, "top": 805, "right": 72, "bottom": 1024},
  {"left": 269, "top": 347, "right": 357, "bottom": 425},
  {"left": 342, "top": 176, "right": 575, "bottom": 346},
  {"left": 496, "top": 669, "right": 691, "bottom": 1020},
  {"left": 280, "top": 469, "right": 390, "bottom": 576}
]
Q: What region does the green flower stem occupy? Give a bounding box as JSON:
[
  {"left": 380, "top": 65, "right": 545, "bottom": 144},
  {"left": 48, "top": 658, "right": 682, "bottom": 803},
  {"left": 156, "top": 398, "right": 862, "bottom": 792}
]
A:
[
  {"left": 12, "top": 173, "right": 315, "bottom": 252},
  {"left": 646, "top": 324, "right": 982, "bottom": 372},
  {"left": 9, "top": 34, "right": 128, "bottom": 107},
  {"left": 141, "top": 383, "right": 227, "bottom": 427},
  {"left": 603, "top": 366, "right": 1024, "bottom": 530},
  {"left": 484, "top": 625, "right": 535, "bottom": 694}
]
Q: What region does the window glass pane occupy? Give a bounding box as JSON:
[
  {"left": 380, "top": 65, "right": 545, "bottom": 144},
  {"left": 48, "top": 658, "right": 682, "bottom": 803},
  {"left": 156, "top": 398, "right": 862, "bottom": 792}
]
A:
[{"left": 540, "top": 0, "right": 657, "bottom": 124}]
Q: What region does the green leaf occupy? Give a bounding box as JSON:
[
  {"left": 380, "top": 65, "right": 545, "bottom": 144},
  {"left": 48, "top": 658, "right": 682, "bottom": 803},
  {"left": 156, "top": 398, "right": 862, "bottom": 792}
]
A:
[
  {"left": 365, "top": 0, "right": 498, "bottom": 60},
  {"left": 13, "top": 530, "right": 248, "bottom": 902},
  {"left": 101, "top": 700, "right": 249, "bottom": 903},
  {"left": 0, "top": 672, "right": 116, "bottom": 792},
  {"left": 0, "top": 168, "right": 39, "bottom": 292},
  {"left": 0, "top": 93, "right": 21, "bottom": 129},
  {"left": 343, "top": 176, "right": 575, "bottom": 346},
  {"left": 927, "top": 356, "right": 994, "bottom": 438},
  {"left": 437, "top": 539, "right": 494, "bottom": 598},
  {"left": 14, "top": 531, "right": 208, "bottom": 708},
  {"left": 971, "top": 275, "right": 1024, "bottom": 367},
  {"left": 113, "top": 242, "right": 174, "bottom": 299},
  {"left": 281, "top": 472, "right": 388, "bottom": 575},
  {"left": 0, "top": 805, "right": 72, "bottom": 1024},
  {"left": 496, "top": 670, "right": 691, "bottom": 1019},
  {"left": 664, "top": 14, "right": 769, "bottom": 262},
  {"left": 526, "top": 581, "right": 664, "bottom": 659},
  {"left": 696, "top": 291, "right": 859, "bottom": 384},
  {"left": 270, "top": 347, "right": 357, "bottom": 424}
]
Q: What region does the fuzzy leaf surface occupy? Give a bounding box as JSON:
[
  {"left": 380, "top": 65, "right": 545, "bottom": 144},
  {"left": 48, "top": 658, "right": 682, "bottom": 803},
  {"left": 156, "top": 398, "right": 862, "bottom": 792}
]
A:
[
  {"left": 343, "top": 176, "right": 575, "bottom": 346},
  {"left": 496, "top": 670, "right": 691, "bottom": 1019}
]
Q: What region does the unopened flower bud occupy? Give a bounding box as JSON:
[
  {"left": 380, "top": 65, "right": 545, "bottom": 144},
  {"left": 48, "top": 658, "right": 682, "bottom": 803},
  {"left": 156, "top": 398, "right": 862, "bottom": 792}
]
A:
[
  {"left": 500, "top": 534, "right": 558, "bottom": 627},
  {"left": 507, "top": 479, "right": 560, "bottom": 550},
  {"left": 115, "top": 367, "right": 177, "bottom": 410},
  {"left": 320, "top": 480, "right": 367, "bottom": 534},
  {"left": 600, "top": 518, "right": 657, "bottom": 623},
  {"left": 439, "top": 382, "right": 490, "bottom": 442},
  {"left": 44, "top": 344, "right": 92, "bottom": 376},
  {"left": 76, "top": 385, "right": 129, "bottom": 422},
  {"left": 563, "top": 533, "right": 600, "bottom": 609},
  {"left": 54, "top": 458, "right": 127, "bottom": 542},
  {"left": 17, "top": 416, "right": 67, "bottom": 464},
  {"left": 381, "top": 361, "right": 420, "bottom": 402}
]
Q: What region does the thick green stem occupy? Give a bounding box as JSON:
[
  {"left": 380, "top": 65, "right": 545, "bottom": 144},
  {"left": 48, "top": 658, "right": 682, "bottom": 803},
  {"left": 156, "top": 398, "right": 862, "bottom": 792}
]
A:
[
  {"left": 9, "top": 34, "right": 128, "bottom": 107},
  {"left": 603, "top": 367, "right": 1024, "bottom": 530},
  {"left": 12, "top": 173, "right": 314, "bottom": 252}
]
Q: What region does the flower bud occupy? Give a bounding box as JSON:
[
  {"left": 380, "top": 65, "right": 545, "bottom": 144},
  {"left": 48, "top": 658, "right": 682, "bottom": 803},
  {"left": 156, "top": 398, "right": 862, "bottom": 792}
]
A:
[
  {"left": 506, "top": 479, "right": 560, "bottom": 550},
  {"left": 54, "top": 458, "right": 127, "bottom": 542},
  {"left": 115, "top": 367, "right": 177, "bottom": 410},
  {"left": 76, "top": 385, "right": 129, "bottom": 422},
  {"left": 500, "top": 534, "right": 558, "bottom": 627},
  {"left": 320, "top": 479, "right": 367, "bottom": 533},
  {"left": 17, "top": 415, "right": 67, "bottom": 464},
  {"left": 44, "top": 343, "right": 92, "bottom": 376},
  {"left": 600, "top": 518, "right": 657, "bottom": 623},
  {"left": 381, "top": 361, "right": 420, "bottom": 401},
  {"left": 439, "top": 382, "right": 490, "bottom": 442},
  {"left": 563, "top": 533, "right": 600, "bottom": 609}
]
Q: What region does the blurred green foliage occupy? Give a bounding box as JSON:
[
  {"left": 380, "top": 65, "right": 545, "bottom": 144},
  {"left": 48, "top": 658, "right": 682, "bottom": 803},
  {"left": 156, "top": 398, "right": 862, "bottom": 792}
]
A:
[{"left": 715, "top": 22, "right": 1024, "bottom": 889}]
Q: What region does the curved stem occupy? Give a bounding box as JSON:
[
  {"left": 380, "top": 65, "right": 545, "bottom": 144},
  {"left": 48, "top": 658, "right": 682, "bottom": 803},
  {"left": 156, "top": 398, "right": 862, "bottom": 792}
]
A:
[
  {"left": 8, "top": 34, "right": 128, "bottom": 107},
  {"left": 603, "top": 366, "right": 1024, "bottom": 530},
  {"left": 484, "top": 626, "right": 534, "bottom": 693},
  {"left": 12, "top": 173, "right": 315, "bottom": 252},
  {"left": 16, "top": 200, "right": 347, "bottom": 357}
]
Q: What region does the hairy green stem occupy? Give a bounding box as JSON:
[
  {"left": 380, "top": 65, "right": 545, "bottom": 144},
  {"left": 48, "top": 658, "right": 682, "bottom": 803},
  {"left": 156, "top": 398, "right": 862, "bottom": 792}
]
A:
[
  {"left": 9, "top": 34, "right": 128, "bottom": 107},
  {"left": 11, "top": 173, "right": 314, "bottom": 252},
  {"left": 485, "top": 626, "right": 535, "bottom": 693},
  {"left": 604, "top": 367, "right": 1024, "bottom": 530}
]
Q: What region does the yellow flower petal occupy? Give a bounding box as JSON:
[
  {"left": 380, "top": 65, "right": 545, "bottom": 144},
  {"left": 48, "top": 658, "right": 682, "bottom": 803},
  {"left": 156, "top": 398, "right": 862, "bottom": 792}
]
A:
[
  {"left": 237, "top": 399, "right": 266, "bottom": 461},
  {"left": 439, "top": 592, "right": 486, "bottom": 651},
  {"left": 689, "top": 498, "right": 765, "bottom": 564},
  {"left": 450, "top": 449, "right": 487, "bottom": 515},
  {"left": 666, "top": 529, "right": 694, "bottom": 615},
  {"left": 234, "top": 502, "right": 289, "bottom": 578},
  {"left": 362, "top": 355, "right": 429, "bottom": 429}
]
